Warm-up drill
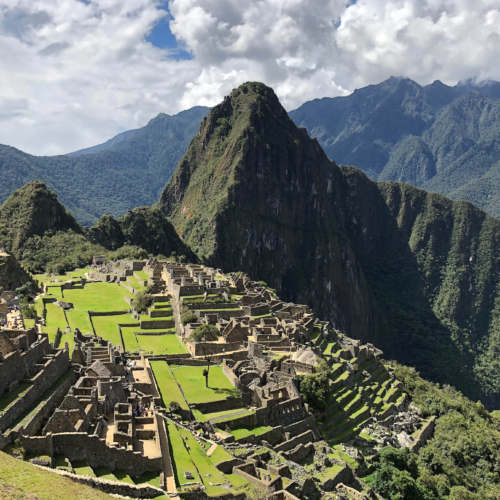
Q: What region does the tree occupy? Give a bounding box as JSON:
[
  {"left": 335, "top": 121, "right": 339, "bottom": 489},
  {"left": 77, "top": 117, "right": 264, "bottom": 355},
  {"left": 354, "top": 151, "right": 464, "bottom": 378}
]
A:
[
  {"left": 133, "top": 291, "right": 153, "bottom": 314},
  {"left": 186, "top": 324, "right": 220, "bottom": 387}
]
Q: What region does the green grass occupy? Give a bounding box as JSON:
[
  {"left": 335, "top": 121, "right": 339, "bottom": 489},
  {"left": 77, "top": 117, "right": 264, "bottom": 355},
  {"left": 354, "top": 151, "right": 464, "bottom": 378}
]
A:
[
  {"left": 170, "top": 366, "right": 239, "bottom": 404},
  {"left": 150, "top": 361, "right": 189, "bottom": 410},
  {"left": 203, "top": 408, "right": 249, "bottom": 420},
  {"left": 177, "top": 428, "right": 228, "bottom": 495},
  {"left": 133, "top": 470, "right": 162, "bottom": 488},
  {"left": 225, "top": 473, "right": 250, "bottom": 489},
  {"left": 134, "top": 270, "right": 148, "bottom": 281},
  {"left": 71, "top": 460, "right": 96, "bottom": 477},
  {"left": 1, "top": 451, "right": 116, "bottom": 499},
  {"left": 92, "top": 314, "right": 130, "bottom": 346},
  {"left": 93, "top": 466, "right": 116, "bottom": 481},
  {"left": 209, "top": 445, "right": 233, "bottom": 464},
  {"left": 229, "top": 425, "right": 272, "bottom": 440},
  {"left": 0, "top": 382, "right": 32, "bottom": 413},
  {"left": 112, "top": 469, "right": 134, "bottom": 484},
  {"left": 128, "top": 275, "right": 147, "bottom": 292},
  {"left": 166, "top": 421, "right": 201, "bottom": 487},
  {"left": 121, "top": 327, "right": 140, "bottom": 353},
  {"left": 136, "top": 334, "right": 187, "bottom": 355},
  {"left": 310, "top": 328, "right": 321, "bottom": 341}
]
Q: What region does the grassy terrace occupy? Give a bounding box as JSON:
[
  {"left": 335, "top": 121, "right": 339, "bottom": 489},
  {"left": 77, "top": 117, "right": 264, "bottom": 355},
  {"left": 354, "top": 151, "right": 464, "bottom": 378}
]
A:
[
  {"left": 166, "top": 421, "right": 246, "bottom": 495},
  {"left": 229, "top": 425, "right": 272, "bottom": 440},
  {"left": 150, "top": 361, "right": 189, "bottom": 410},
  {"left": 43, "top": 302, "right": 68, "bottom": 345},
  {"left": 92, "top": 314, "right": 130, "bottom": 346},
  {"left": 134, "top": 270, "right": 149, "bottom": 281},
  {"left": 0, "top": 382, "right": 32, "bottom": 413},
  {"left": 127, "top": 275, "right": 147, "bottom": 292},
  {"left": 9, "top": 370, "right": 74, "bottom": 430},
  {"left": 0, "top": 451, "right": 115, "bottom": 500},
  {"left": 170, "top": 366, "right": 239, "bottom": 404},
  {"left": 136, "top": 334, "right": 187, "bottom": 355}
]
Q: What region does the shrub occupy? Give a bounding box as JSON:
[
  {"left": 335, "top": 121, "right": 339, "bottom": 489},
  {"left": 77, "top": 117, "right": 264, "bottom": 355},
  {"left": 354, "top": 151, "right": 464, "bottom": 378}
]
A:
[
  {"left": 181, "top": 308, "right": 198, "bottom": 325},
  {"left": 20, "top": 301, "right": 37, "bottom": 319},
  {"left": 132, "top": 291, "right": 153, "bottom": 314}
]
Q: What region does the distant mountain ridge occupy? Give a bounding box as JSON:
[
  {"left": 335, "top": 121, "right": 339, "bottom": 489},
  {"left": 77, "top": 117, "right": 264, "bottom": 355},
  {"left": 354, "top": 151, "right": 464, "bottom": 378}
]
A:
[
  {"left": 0, "top": 106, "right": 210, "bottom": 226},
  {"left": 289, "top": 76, "right": 500, "bottom": 217}
]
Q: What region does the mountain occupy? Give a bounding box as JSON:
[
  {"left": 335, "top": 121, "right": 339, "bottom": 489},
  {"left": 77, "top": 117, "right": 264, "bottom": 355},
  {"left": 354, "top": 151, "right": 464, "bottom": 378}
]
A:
[
  {"left": 0, "top": 106, "right": 209, "bottom": 226},
  {"left": 160, "top": 81, "right": 500, "bottom": 409},
  {"left": 87, "top": 206, "right": 193, "bottom": 259},
  {"left": 0, "top": 181, "right": 189, "bottom": 274},
  {"left": 289, "top": 77, "right": 500, "bottom": 217}
]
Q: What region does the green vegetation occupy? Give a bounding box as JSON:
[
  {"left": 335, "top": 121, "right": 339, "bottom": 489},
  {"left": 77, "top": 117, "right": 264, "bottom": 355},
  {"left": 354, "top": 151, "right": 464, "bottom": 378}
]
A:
[
  {"left": 150, "top": 361, "right": 189, "bottom": 410},
  {"left": 362, "top": 362, "right": 500, "bottom": 499},
  {"left": 170, "top": 365, "right": 239, "bottom": 404},
  {"left": 0, "top": 451, "right": 115, "bottom": 499},
  {"left": 229, "top": 425, "right": 272, "bottom": 440},
  {"left": 0, "top": 107, "right": 209, "bottom": 226},
  {"left": 136, "top": 334, "right": 187, "bottom": 355},
  {"left": 132, "top": 291, "right": 153, "bottom": 313}
]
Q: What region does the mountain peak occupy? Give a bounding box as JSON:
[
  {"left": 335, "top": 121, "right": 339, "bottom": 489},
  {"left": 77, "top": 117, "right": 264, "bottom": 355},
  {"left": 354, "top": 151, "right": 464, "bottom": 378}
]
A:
[
  {"left": 160, "top": 81, "right": 335, "bottom": 261},
  {"left": 0, "top": 180, "right": 81, "bottom": 253}
]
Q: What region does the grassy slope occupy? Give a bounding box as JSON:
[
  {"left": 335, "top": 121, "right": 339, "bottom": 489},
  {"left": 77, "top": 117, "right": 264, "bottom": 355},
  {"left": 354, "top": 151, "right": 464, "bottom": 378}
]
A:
[
  {"left": 170, "top": 366, "right": 239, "bottom": 404},
  {"left": 0, "top": 451, "right": 115, "bottom": 500}
]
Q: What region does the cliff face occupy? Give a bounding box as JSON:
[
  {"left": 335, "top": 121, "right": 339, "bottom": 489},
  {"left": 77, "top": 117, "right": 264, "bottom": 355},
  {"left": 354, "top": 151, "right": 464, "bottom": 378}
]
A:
[
  {"left": 160, "top": 83, "right": 378, "bottom": 342},
  {"left": 160, "top": 82, "right": 500, "bottom": 408}
]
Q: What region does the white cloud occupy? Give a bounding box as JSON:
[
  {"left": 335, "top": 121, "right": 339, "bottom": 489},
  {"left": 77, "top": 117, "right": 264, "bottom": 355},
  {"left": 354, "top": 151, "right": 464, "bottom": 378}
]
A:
[{"left": 0, "top": 0, "right": 498, "bottom": 155}]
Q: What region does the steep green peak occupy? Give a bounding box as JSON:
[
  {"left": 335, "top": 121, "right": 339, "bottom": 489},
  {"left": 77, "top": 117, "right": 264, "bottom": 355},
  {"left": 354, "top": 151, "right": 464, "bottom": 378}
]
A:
[{"left": 0, "top": 180, "right": 81, "bottom": 253}]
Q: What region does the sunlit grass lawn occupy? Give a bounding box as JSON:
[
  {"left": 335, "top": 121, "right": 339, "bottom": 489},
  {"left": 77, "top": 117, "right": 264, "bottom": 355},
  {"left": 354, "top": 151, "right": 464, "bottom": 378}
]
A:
[
  {"left": 121, "top": 327, "right": 140, "bottom": 353},
  {"left": 0, "top": 452, "right": 115, "bottom": 500},
  {"left": 170, "top": 366, "right": 239, "bottom": 404},
  {"left": 92, "top": 314, "right": 131, "bottom": 346},
  {"left": 229, "top": 425, "right": 272, "bottom": 440},
  {"left": 64, "top": 282, "right": 132, "bottom": 311},
  {"left": 136, "top": 334, "right": 187, "bottom": 355},
  {"left": 150, "top": 361, "right": 189, "bottom": 410}
]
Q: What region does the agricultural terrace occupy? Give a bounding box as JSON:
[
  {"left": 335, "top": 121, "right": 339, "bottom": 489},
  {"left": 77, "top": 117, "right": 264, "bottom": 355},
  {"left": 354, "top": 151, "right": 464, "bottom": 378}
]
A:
[
  {"left": 35, "top": 274, "right": 187, "bottom": 357},
  {"left": 169, "top": 366, "right": 239, "bottom": 404}
]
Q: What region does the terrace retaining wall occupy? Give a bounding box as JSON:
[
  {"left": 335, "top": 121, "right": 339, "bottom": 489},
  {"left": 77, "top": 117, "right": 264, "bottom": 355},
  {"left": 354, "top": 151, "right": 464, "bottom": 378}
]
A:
[
  {"left": 29, "top": 462, "right": 164, "bottom": 499},
  {"left": 192, "top": 397, "right": 244, "bottom": 414},
  {"left": 0, "top": 348, "right": 70, "bottom": 432}
]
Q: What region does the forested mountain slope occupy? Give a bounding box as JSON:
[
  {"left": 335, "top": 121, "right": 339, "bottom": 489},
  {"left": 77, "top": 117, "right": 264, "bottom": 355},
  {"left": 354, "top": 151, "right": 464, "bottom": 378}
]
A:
[
  {"left": 289, "top": 77, "right": 500, "bottom": 217},
  {"left": 0, "top": 181, "right": 188, "bottom": 274},
  {"left": 160, "top": 81, "right": 500, "bottom": 409},
  {"left": 0, "top": 106, "right": 209, "bottom": 225}
]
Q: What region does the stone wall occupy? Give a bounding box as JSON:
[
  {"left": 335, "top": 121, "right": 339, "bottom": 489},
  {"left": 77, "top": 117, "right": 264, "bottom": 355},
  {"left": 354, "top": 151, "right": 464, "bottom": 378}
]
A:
[
  {"left": 29, "top": 462, "right": 163, "bottom": 499},
  {"left": 280, "top": 442, "right": 314, "bottom": 462},
  {"left": 274, "top": 430, "right": 314, "bottom": 453},
  {"left": 16, "top": 370, "right": 75, "bottom": 437},
  {"left": 222, "top": 359, "right": 238, "bottom": 389},
  {"left": 50, "top": 433, "right": 163, "bottom": 476},
  {"left": 90, "top": 310, "right": 130, "bottom": 317},
  {"left": 140, "top": 319, "right": 175, "bottom": 329},
  {"left": 233, "top": 463, "right": 283, "bottom": 494},
  {"left": 214, "top": 457, "right": 244, "bottom": 473},
  {"left": 0, "top": 348, "right": 70, "bottom": 432},
  {"left": 320, "top": 466, "right": 353, "bottom": 492},
  {"left": 410, "top": 416, "right": 436, "bottom": 454},
  {"left": 193, "top": 396, "right": 243, "bottom": 414}
]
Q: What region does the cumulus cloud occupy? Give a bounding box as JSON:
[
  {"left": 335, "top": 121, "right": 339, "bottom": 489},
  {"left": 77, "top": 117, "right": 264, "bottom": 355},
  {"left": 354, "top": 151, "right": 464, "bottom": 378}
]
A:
[{"left": 0, "top": 0, "right": 498, "bottom": 155}]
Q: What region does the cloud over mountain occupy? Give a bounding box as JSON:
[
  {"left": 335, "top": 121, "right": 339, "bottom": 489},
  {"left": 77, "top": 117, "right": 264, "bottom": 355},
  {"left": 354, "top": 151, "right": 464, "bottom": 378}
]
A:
[{"left": 0, "top": 0, "right": 499, "bottom": 155}]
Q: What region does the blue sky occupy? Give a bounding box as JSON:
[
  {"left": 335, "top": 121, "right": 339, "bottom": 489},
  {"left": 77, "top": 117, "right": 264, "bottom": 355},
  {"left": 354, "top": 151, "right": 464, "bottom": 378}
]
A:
[
  {"left": 145, "top": 5, "right": 192, "bottom": 60},
  {"left": 0, "top": 0, "right": 498, "bottom": 156}
]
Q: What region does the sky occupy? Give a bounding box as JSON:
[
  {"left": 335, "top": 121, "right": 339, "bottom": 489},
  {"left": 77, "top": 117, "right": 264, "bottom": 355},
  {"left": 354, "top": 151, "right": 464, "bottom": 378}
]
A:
[{"left": 0, "top": 0, "right": 499, "bottom": 156}]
